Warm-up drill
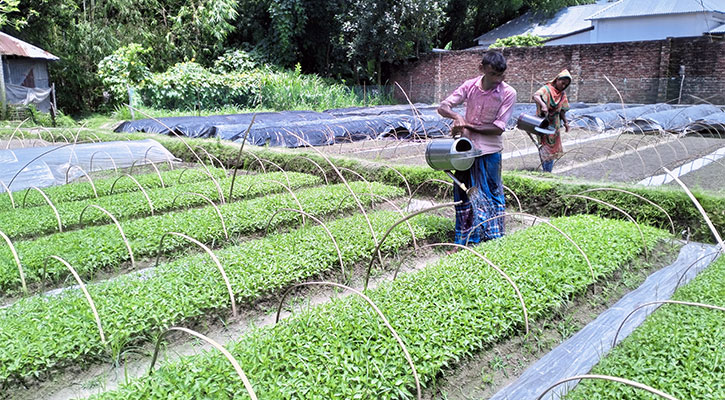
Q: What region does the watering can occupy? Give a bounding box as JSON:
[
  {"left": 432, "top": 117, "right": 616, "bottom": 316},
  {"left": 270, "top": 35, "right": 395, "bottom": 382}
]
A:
[
  {"left": 517, "top": 113, "right": 556, "bottom": 136},
  {"left": 425, "top": 137, "right": 482, "bottom": 192}
]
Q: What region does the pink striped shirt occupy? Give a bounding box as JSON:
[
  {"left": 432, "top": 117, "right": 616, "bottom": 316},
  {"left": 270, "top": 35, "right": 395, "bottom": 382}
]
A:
[{"left": 441, "top": 77, "right": 517, "bottom": 154}]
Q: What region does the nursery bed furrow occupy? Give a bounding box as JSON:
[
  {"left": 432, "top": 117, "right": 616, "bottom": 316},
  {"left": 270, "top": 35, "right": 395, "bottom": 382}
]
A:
[
  {"left": 0, "top": 211, "right": 450, "bottom": 385},
  {"left": 565, "top": 255, "right": 725, "bottom": 400},
  {"left": 0, "top": 171, "right": 320, "bottom": 239},
  {"left": 87, "top": 215, "right": 668, "bottom": 399},
  {"left": 0, "top": 181, "right": 402, "bottom": 295}
]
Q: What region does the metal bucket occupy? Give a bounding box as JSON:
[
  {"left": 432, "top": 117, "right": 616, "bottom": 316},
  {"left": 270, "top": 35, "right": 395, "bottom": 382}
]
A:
[
  {"left": 517, "top": 113, "right": 556, "bottom": 136},
  {"left": 425, "top": 137, "right": 481, "bottom": 171}
]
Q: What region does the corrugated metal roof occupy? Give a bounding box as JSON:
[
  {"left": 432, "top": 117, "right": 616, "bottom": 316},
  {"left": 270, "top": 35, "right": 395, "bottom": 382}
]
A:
[
  {"left": 588, "top": 0, "right": 725, "bottom": 20},
  {"left": 0, "top": 32, "right": 59, "bottom": 60},
  {"left": 475, "top": 3, "right": 609, "bottom": 44},
  {"left": 709, "top": 22, "right": 725, "bottom": 33}
]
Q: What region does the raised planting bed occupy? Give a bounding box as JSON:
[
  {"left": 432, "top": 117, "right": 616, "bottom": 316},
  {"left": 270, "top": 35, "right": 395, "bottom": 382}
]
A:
[
  {"left": 86, "top": 215, "right": 668, "bottom": 399},
  {"left": 565, "top": 255, "right": 724, "bottom": 400},
  {"left": 0, "top": 166, "right": 227, "bottom": 212},
  {"left": 0, "top": 181, "right": 402, "bottom": 295},
  {"left": 0, "top": 171, "right": 320, "bottom": 239},
  {"left": 0, "top": 210, "right": 449, "bottom": 386},
  {"left": 7, "top": 127, "right": 724, "bottom": 244}
]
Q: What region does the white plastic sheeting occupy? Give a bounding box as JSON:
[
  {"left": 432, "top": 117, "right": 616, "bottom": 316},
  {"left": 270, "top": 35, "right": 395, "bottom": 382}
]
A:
[
  {"left": 0, "top": 139, "right": 178, "bottom": 193},
  {"left": 490, "top": 242, "right": 720, "bottom": 400}
]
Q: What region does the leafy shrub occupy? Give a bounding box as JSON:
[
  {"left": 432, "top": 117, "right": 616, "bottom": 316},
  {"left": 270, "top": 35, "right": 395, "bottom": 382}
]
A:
[
  {"left": 213, "top": 49, "right": 260, "bottom": 73},
  {"left": 140, "top": 61, "right": 260, "bottom": 110},
  {"left": 490, "top": 34, "right": 545, "bottom": 48},
  {"left": 97, "top": 43, "right": 152, "bottom": 107}
]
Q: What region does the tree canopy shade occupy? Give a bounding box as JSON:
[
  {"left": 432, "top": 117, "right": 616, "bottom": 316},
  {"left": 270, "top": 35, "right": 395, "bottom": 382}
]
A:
[{"left": 1, "top": 0, "right": 589, "bottom": 114}]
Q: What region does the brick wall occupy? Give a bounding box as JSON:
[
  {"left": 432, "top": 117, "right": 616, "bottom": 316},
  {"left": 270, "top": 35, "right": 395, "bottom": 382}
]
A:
[{"left": 389, "top": 37, "right": 725, "bottom": 105}]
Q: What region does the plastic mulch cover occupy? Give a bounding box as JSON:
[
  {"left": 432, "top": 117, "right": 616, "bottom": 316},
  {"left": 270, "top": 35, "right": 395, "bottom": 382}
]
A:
[
  {"left": 0, "top": 139, "right": 177, "bottom": 192},
  {"left": 115, "top": 106, "right": 450, "bottom": 147},
  {"left": 572, "top": 104, "right": 674, "bottom": 131},
  {"left": 629, "top": 104, "right": 723, "bottom": 132},
  {"left": 686, "top": 112, "right": 725, "bottom": 133}
]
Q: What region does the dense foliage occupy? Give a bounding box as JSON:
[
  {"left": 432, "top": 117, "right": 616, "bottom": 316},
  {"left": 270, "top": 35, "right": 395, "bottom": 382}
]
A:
[
  {"left": 490, "top": 33, "right": 545, "bottom": 48},
  {"left": 2, "top": 0, "right": 589, "bottom": 114}
]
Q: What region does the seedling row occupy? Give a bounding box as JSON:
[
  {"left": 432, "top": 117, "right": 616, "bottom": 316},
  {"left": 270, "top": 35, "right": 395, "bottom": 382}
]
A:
[
  {"left": 0, "top": 180, "right": 401, "bottom": 294},
  {"left": 85, "top": 215, "right": 666, "bottom": 399}
]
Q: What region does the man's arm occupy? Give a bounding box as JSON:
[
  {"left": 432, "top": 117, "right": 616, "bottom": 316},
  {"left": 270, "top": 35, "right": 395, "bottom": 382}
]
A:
[
  {"left": 437, "top": 103, "right": 467, "bottom": 134},
  {"left": 461, "top": 122, "right": 503, "bottom": 136}
]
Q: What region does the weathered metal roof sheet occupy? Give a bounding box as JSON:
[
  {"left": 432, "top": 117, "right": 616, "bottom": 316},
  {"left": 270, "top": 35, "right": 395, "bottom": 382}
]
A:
[
  {"left": 588, "top": 0, "right": 725, "bottom": 20},
  {"left": 0, "top": 31, "right": 59, "bottom": 60},
  {"left": 709, "top": 23, "right": 725, "bottom": 33},
  {"left": 474, "top": 3, "right": 609, "bottom": 44}
]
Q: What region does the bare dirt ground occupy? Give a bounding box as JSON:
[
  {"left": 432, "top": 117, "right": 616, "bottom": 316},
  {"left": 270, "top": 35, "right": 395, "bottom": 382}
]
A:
[{"left": 299, "top": 127, "right": 725, "bottom": 192}]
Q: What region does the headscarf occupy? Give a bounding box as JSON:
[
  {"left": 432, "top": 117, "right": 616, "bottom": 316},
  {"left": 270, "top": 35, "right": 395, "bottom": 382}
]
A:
[{"left": 544, "top": 69, "right": 572, "bottom": 107}]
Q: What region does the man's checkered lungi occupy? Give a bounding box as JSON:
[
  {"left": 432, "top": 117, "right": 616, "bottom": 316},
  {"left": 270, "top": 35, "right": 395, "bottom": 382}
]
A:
[{"left": 453, "top": 153, "right": 505, "bottom": 245}]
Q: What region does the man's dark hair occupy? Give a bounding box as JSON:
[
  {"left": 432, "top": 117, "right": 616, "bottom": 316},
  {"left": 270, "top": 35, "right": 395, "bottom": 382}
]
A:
[{"left": 481, "top": 51, "right": 507, "bottom": 72}]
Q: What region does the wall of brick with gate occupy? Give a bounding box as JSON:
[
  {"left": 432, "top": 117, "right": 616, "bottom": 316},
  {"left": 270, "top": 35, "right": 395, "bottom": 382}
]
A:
[{"left": 389, "top": 37, "right": 725, "bottom": 105}]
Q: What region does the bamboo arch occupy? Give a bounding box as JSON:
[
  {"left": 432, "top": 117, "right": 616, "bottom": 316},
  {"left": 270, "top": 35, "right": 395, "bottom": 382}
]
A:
[
  {"left": 79, "top": 204, "right": 135, "bottom": 269},
  {"left": 154, "top": 232, "right": 237, "bottom": 317},
  {"left": 535, "top": 374, "right": 678, "bottom": 400},
  {"left": 148, "top": 326, "right": 258, "bottom": 400},
  {"left": 274, "top": 281, "right": 422, "bottom": 400}
]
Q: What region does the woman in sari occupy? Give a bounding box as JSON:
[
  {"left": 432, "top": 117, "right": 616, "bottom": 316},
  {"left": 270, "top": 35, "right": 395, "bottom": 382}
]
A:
[{"left": 532, "top": 69, "right": 571, "bottom": 172}]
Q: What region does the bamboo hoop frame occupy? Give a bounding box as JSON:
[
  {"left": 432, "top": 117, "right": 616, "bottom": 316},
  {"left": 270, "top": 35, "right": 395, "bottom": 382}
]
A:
[
  {"left": 536, "top": 374, "right": 678, "bottom": 400},
  {"left": 577, "top": 188, "right": 675, "bottom": 235},
  {"left": 228, "top": 115, "right": 257, "bottom": 200},
  {"left": 129, "top": 158, "right": 165, "bottom": 188},
  {"left": 674, "top": 250, "right": 720, "bottom": 291},
  {"left": 4, "top": 118, "right": 30, "bottom": 148},
  {"left": 663, "top": 167, "right": 724, "bottom": 252},
  {"left": 0, "top": 180, "right": 16, "bottom": 208},
  {"left": 171, "top": 192, "right": 228, "bottom": 239},
  {"left": 334, "top": 193, "right": 419, "bottom": 250},
  {"left": 410, "top": 242, "right": 530, "bottom": 335},
  {"left": 464, "top": 212, "right": 594, "bottom": 281},
  {"left": 47, "top": 255, "right": 106, "bottom": 345},
  {"left": 22, "top": 186, "right": 63, "bottom": 232},
  {"left": 6, "top": 142, "right": 83, "bottom": 190},
  {"left": 143, "top": 146, "right": 177, "bottom": 171},
  {"left": 79, "top": 204, "right": 135, "bottom": 269},
  {"left": 406, "top": 179, "right": 453, "bottom": 208},
  {"left": 64, "top": 164, "right": 98, "bottom": 197},
  {"left": 502, "top": 185, "right": 522, "bottom": 213},
  {"left": 88, "top": 150, "right": 119, "bottom": 173},
  {"left": 265, "top": 208, "right": 346, "bottom": 280},
  {"left": 281, "top": 128, "right": 381, "bottom": 263},
  {"left": 110, "top": 174, "right": 154, "bottom": 215},
  {"left": 281, "top": 155, "right": 329, "bottom": 184},
  {"left": 194, "top": 145, "right": 227, "bottom": 172},
  {"left": 148, "top": 326, "right": 257, "bottom": 399},
  {"left": 1, "top": 230, "right": 26, "bottom": 294},
  {"left": 154, "top": 232, "right": 237, "bottom": 317},
  {"left": 274, "top": 281, "right": 422, "bottom": 400},
  {"left": 563, "top": 194, "right": 649, "bottom": 260},
  {"left": 382, "top": 165, "right": 411, "bottom": 198},
  {"left": 258, "top": 158, "right": 292, "bottom": 187},
  {"left": 364, "top": 201, "right": 460, "bottom": 291},
  {"left": 177, "top": 167, "right": 226, "bottom": 204},
  {"left": 247, "top": 179, "right": 306, "bottom": 224},
  {"left": 612, "top": 300, "right": 725, "bottom": 347}
]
